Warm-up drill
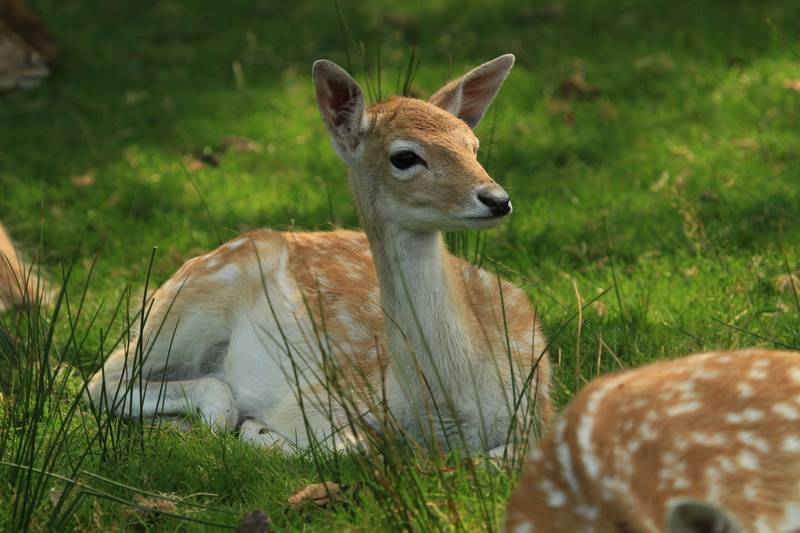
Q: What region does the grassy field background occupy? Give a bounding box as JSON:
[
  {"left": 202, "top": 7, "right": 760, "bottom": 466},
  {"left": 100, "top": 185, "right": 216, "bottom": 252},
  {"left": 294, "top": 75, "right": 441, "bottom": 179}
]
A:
[{"left": 1, "top": 0, "right": 799, "bottom": 530}]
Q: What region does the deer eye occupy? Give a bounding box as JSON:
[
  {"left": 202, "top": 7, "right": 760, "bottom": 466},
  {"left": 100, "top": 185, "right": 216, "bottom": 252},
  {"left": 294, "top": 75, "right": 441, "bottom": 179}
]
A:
[{"left": 390, "top": 150, "right": 426, "bottom": 170}]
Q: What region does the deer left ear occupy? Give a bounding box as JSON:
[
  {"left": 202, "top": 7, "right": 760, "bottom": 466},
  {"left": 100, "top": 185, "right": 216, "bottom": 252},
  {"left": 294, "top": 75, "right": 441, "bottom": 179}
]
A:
[
  {"left": 313, "top": 59, "right": 366, "bottom": 161},
  {"left": 428, "top": 54, "right": 515, "bottom": 129}
]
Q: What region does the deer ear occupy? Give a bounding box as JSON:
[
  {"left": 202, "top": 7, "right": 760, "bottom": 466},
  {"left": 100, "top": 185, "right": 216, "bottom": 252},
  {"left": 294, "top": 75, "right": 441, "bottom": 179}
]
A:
[
  {"left": 666, "top": 499, "right": 742, "bottom": 533},
  {"left": 428, "top": 54, "right": 515, "bottom": 129},
  {"left": 313, "top": 60, "right": 366, "bottom": 161}
]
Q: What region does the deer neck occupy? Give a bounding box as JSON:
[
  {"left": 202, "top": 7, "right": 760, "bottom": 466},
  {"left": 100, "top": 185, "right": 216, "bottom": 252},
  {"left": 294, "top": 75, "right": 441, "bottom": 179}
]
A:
[{"left": 356, "top": 196, "right": 475, "bottom": 400}]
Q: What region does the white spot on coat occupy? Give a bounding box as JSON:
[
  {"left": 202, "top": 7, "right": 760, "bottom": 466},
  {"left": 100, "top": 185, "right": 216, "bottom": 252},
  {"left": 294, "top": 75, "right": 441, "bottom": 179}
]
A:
[
  {"left": 725, "top": 408, "right": 764, "bottom": 424},
  {"left": 538, "top": 478, "right": 567, "bottom": 508},
  {"left": 512, "top": 522, "right": 534, "bottom": 533},
  {"left": 773, "top": 402, "right": 800, "bottom": 420},
  {"left": 673, "top": 478, "right": 690, "bottom": 490},
  {"left": 782, "top": 436, "right": 800, "bottom": 452},
  {"left": 665, "top": 401, "right": 702, "bottom": 416},
  {"left": 692, "top": 368, "right": 720, "bottom": 380},
  {"left": 691, "top": 431, "right": 726, "bottom": 446},
  {"left": 737, "top": 431, "right": 770, "bottom": 452},
  {"left": 705, "top": 465, "right": 722, "bottom": 501},
  {"left": 575, "top": 505, "right": 599, "bottom": 521},
  {"left": 779, "top": 504, "right": 800, "bottom": 531},
  {"left": 556, "top": 421, "right": 580, "bottom": 494},
  {"left": 737, "top": 450, "right": 759, "bottom": 469}
]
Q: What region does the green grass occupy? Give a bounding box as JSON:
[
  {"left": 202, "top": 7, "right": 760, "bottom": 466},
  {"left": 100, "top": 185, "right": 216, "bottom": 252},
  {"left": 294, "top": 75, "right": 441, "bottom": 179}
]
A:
[{"left": 1, "top": 0, "right": 799, "bottom": 530}]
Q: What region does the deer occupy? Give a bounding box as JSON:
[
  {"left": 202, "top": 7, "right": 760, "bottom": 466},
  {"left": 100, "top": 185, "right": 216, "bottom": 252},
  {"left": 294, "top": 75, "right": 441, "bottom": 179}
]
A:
[
  {"left": 85, "top": 54, "right": 552, "bottom": 456},
  {"left": 504, "top": 348, "right": 800, "bottom": 533},
  {"left": 0, "top": 222, "right": 47, "bottom": 311}
]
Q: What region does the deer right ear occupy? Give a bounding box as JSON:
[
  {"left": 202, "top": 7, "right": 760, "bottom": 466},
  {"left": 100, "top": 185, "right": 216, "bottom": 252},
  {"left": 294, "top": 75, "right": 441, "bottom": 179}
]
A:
[
  {"left": 313, "top": 60, "right": 366, "bottom": 162},
  {"left": 666, "top": 499, "right": 742, "bottom": 533},
  {"left": 428, "top": 54, "right": 515, "bottom": 129}
]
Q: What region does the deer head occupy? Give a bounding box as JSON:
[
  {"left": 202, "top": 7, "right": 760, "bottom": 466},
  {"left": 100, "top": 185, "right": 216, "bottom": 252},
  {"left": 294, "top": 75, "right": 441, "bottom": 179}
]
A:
[{"left": 313, "top": 55, "right": 516, "bottom": 232}]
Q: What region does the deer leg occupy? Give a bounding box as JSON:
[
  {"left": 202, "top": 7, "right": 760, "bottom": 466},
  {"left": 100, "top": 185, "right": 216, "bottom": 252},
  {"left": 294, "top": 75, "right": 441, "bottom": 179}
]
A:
[
  {"left": 238, "top": 419, "right": 292, "bottom": 450},
  {"left": 240, "top": 394, "right": 365, "bottom": 452},
  {"left": 87, "top": 376, "right": 239, "bottom": 432}
]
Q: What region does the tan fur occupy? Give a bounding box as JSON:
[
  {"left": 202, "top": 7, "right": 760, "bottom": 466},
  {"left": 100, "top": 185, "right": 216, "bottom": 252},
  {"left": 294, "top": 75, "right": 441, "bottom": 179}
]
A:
[
  {"left": 363, "top": 97, "right": 489, "bottom": 215},
  {"left": 86, "top": 56, "right": 551, "bottom": 454},
  {"left": 0, "top": 222, "right": 46, "bottom": 311},
  {"left": 505, "top": 348, "right": 800, "bottom": 533},
  {"left": 0, "top": 0, "right": 59, "bottom": 62},
  {"left": 125, "top": 227, "right": 551, "bottom": 427}
]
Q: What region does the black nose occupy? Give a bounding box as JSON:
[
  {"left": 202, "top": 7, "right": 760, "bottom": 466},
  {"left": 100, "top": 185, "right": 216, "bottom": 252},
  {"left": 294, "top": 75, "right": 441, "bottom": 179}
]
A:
[{"left": 478, "top": 191, "right": 511, "bottom": 216}]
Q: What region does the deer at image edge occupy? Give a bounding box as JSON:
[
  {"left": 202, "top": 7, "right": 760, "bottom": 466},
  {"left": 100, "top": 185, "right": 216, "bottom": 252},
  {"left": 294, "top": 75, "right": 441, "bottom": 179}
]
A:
[{"left": 505, "top": 348, "right": 800, "bottom": 532}]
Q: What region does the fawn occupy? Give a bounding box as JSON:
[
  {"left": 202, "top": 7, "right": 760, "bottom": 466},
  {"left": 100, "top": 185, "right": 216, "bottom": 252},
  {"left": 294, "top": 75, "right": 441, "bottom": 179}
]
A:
[
  {"left": 504, "top": 348, "right": 800, "bottom": 533},
  {"left": 85, "top": 55, "right": 552, "bottom": 455}
]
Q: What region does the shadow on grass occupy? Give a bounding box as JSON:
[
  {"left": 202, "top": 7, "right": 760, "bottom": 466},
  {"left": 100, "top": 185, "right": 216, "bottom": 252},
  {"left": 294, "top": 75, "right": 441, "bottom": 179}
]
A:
[{"left": 3, "top": 0, "right": 797, "bottom": 254}]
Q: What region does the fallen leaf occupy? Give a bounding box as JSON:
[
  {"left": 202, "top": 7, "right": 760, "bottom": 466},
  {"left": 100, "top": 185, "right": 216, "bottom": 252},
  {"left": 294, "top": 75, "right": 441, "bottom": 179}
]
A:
[
  {"left": 221, "top": 135, "right": 263, "bottom": 154},
  {"left": 776, "top": 272, "right": 800, "bottom": 294},
  {"left": 520, "top": 2, "right": 564, "bottom": 21},
  {"left": 545, "top": 98, "right": 575, "bottom": 126},
  {"left": 539, "top": 2, "right": 564, "bottom": 19},
  {"left": 732, "top": 138, "right": 757, "bottom": 149},
  {"left": 674, "top": 169, "right": 692, "bottom": 188},
  {"left": 236, "top": 510, "right": 271, "bottom": 533},
  {"left": 70, "top": 173, "right": 95, "bottom": 187},
  {"left": 633, "top": 53, "right": 674, "bottom": 72},
  {"left": 185, "top": 157, "right": 205, "bottom": 171},
  {"left": 681, "top": 266, "right": 699, "bottom": 278},
  {"left": 668, "top": 145, "right": 695, "bottom": 162},
  {"left": 617, "top": 10, "right": 639, "bottom": 26},
  {"left": 558, "top": 71, "right": 600, "bottom": 99},
  {"left": 124, "top": 89, "right": 149, "bottom": 106},
  {"left": 123, "top": 145, "right": 142, "bottom": 169},
  {"left": 382, "top": 13, "right": 413, "bottom": 28},
  {"left": 183, "top": 152, "right": 219, "bottom": 171},
  {"left": 288, "top": 482, "right": 343, "bottom": 510},
  {"left": 598, "top": 100, "right": 618, "bottom": 121},
  {"left": 784, "top": 80, "right": 800, "bottom": 92},
  {"left": 104, "top": 192, "right": 121, "bottom": 208},
  {"left": 650, "top": 171, "right": 670, "bottom": 192},
  {"left": 128, "top": 494, "right": 178, "bottom": 525},
  {"left": 592, "top": 300, "right": 608, "bottom": 317}
]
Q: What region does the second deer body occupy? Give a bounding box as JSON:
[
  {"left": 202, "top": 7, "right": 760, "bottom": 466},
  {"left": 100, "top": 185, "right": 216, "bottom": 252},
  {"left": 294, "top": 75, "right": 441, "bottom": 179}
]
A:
[{"left": 505, "top": 348, "right": 800, "bottom": 532}]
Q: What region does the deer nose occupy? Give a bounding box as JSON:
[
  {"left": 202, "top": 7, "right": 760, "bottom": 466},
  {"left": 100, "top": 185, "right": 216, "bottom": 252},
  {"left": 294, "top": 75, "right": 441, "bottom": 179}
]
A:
[{"left": 477, "top": 190, "right": 511, "bottom": 216}]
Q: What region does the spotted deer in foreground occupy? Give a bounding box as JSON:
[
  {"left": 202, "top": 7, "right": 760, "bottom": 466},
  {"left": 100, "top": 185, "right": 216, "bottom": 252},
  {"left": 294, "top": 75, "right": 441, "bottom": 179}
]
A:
[
  {"left": 85, "top": 55, "right": 552, "bottom": 455},
  {"left": 504, "top": 348, "right": 800, "bottom": 533}
]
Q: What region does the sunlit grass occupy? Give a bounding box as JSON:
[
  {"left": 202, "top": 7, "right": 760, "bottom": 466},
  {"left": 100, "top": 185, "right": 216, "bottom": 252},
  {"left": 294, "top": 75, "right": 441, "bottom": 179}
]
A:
[{"left": 1, "top": 0, "right": 799, "bottom": 530}]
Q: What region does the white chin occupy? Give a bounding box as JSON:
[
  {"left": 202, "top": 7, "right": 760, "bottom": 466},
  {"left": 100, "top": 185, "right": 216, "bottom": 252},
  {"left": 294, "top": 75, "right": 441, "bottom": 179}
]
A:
[
  {"left": 392, "top": 204, "right": 507, "bottom": 232},
  {"left": 463, "top": 215, "right": 506, "bottom": 230},
  {"left": 401, "top": 215, "right": 504, "bottom": 232}
]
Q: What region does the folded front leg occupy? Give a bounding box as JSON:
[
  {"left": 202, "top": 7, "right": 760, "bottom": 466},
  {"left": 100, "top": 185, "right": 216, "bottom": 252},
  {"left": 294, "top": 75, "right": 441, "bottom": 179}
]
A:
[{"left": 86, "top": 375, "right": 239, "bottom": 432}]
